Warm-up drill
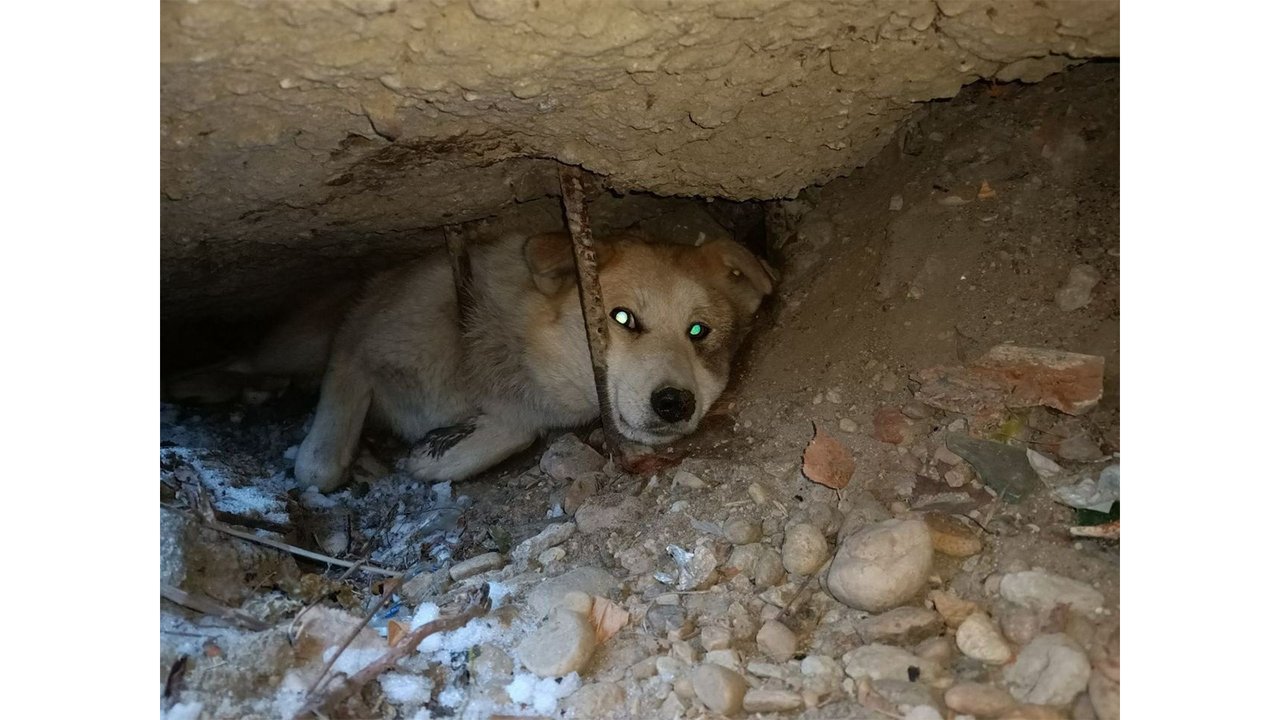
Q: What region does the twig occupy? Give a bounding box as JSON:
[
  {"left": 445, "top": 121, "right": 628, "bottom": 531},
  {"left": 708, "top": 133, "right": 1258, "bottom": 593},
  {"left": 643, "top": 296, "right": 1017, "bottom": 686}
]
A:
[
  {"left": 1070, "top": 520, "right": 1119, "bottom": 540},
  {"left": 292, "top": 585, "right": 492, "bottom": 719},
  {"left": 198, "top": 515, "right": 401, "bottom": 577},
  {"left": 302, "top": 576, "right": 404, "bottom": 700},
  {"left": 781, "top": 569, "right": 820, "bottom": 619},
  {"left": 558, "top": 165, "right": 626, "bottom": 461},
  {"left": 162, "top": 585, "right": 270, "bottom": 631}
]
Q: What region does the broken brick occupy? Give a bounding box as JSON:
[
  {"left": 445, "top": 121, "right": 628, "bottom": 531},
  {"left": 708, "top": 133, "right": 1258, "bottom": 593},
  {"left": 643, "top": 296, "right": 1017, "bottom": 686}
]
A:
[{"left": 911, "top": 345, "right": 1104, "bottom": 417}]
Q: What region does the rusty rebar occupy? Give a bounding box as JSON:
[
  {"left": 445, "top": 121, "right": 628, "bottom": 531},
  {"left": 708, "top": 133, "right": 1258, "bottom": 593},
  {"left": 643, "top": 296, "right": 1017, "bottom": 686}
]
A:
[{"left": 557, "top": 166, "right": 626, "bottom": 458}]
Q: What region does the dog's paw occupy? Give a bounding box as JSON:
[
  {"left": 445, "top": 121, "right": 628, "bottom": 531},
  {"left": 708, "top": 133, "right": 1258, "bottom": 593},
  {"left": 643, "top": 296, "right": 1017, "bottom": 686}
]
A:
[{"left": 294, "top": 442, "right": 347, "bottom": 492}]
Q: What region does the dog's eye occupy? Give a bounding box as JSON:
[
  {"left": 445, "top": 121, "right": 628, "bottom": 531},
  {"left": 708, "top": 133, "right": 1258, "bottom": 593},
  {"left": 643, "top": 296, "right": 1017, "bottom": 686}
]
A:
[
  {"left": 688, "top": 322, "right": 711, "bottom": 341},
  {"left": 610, "top": 307, "right": 638, "bottom": 331}
]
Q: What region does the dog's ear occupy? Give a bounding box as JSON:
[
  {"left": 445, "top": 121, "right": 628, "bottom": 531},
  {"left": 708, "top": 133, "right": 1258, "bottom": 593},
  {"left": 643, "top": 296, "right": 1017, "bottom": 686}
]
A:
[
  {"left": 524, "top": 232, "right": 615, "bottom": 296},
  {"left": 700, "top": 239, "right": 776, "bottom": 312}
]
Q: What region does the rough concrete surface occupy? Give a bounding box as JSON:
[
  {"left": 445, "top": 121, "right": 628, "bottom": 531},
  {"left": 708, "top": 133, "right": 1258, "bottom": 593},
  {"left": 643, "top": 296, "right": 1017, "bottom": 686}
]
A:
[{"left": 161, "top": 0, "right": 1117, "bottom": 321}]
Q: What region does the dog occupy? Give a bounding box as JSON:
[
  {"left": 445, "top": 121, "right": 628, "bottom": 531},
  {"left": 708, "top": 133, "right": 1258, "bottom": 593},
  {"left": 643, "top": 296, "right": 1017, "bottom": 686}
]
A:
[{"left": 172, "top": 231, "right": 774, "bottom": 491}]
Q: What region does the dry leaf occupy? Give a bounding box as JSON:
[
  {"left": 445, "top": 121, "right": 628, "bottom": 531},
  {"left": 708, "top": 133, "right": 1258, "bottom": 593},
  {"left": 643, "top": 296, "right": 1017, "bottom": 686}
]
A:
[
  {"left": 386, "top": 619, "right": 406, "bottom": 647},
  {"left": 587, "top": 595, "right": 629, "bottom": 644},
  {"left": 978, "top": 180, "right": 996, "bottom": 200},
  {"left": 802, "top": 423, "right": 854, "bottom": 490}
]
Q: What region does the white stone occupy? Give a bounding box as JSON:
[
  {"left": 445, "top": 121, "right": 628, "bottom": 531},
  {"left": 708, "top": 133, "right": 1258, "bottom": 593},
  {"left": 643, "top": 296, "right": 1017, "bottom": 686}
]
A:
[
  {"left": 516, "top": 608, "right": 597, "bottom": 677},
  {"left": 690, "top": 663, "right": 748, "bottom": 715},
  {"left": 782, "top": 523, "right": 829, "bottom": 575},
  {"left": 1003, "top": 633, "right": 1091, "bottom": 706},
  {"left": 956, "top": 612, "right": 1012, "bottom": 665},
  {"left": 827, "top": 518, "right": 934, "bottom": 612}
]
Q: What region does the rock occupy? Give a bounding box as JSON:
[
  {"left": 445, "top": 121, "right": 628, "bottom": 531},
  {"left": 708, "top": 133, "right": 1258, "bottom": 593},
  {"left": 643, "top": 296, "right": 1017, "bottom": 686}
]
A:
[
  {"left": 873, "top": 406, "right": 913, "bottom": 444},
  {"left": 839, "top": 417, "right": 859, "bottom": 433},
  {"left": 723, "top": 518, "right": 763, "bottom": 545},
  {"left": 472, "top": 642, "right": 515, "bottom": 683},
  {"left": 564, "top": 473, "right": 601, "bottom": 514},
  {"left": 576, "top": 493, "right": 643, "bottom": 534},
  {"left": 1003, "top": 634, "right": 1091, "bottom": 706},
  {"left": 727, "top": 543, "right": 785, "bottom": 587},
  {"left": 998, "top": 705, "right": 1069, "bottom": 720},
  {"left": 944, "top": 467, "right": 971, "bottom": 488},
  {"left": 843, "top": 643, "right": 940, "bottom": 683},
  {"left": 999, "top": 571, "right": 1105, "bottom": 616},
  {"left": 801, "top": 654, "right": 843, "bottom": 677},
  {"left": 673, "top": 469, "right": 707, "bottom": 488},
  {"left": 901, "top": 401, "right": 933, "bottom": 420},
  {"left": 929, "top": 590, "right": 978, "bottom": 628},
  {"left": 782, "top": 523, "right": 829, "bottom": 575},
  {"left": 704, "top": 649, "right": 743, "bottom": 670},
  {"left": 914, "top": 636, "right": 953, "bottom": 666},
  {"left": 999, "top": 605, "right": 1042, "bottom": 646},
  {"left": 516, "top": 608, "right": 597, "bottom": 677},
  {"left": 747, "top": 482, "right": 770, "bottom": 505},
  {"left": 1087, "top": 671, "right": 1119, "bottom": 720},
  {"left": 1055, "top": 433, "right": 1103, "bottom": 462},
  {"left": 913, "top": 346, "right": 1105, "bottom": 417},
  {"left": 744, "top": 688, "right": 805, "bottom": 713},
  {"left": 1054, "top": 264, "right": 1102, "bottom": 311},
  {"left": 804, "top": 503, "right": 842, "bottom": 537},
  {"left": 449, "top": 552, "right": 505, "bottom": 581},
  {"left": 756, "top": 620, "right": 798, "bottom": 662},
  {"left": 935, "top": 445, "right": 964, "bottom": 466},
  {"left": 655, "top": 656, "right": 687, "bottom": 680},
  {"left": 856, "top": 607, "right": 944, "bottom": 645},
  {"left": 956, "top": 612, "right": 1013, "bottom": 665},
  {"left": 904, "top": 707, "right": 945, "bottom": 720},
  {"left": 922, "top": 512, "right": 983, "bottom": 557},
  {"left": 1026, "top": 450, "right": 1063, "bottom": 480},
  {"left": 646, "top": 604, "right": 688, "bottom": 635},
  {"left": 541, "top": 434, "right": 606, "bottom": 481},
  {"left": 690, "top": 663, "right": 748, "bottom": 715},
  {"left": 564, "top": 682, "right": 625, "bottom": 718},
  {"left": 945, "top": 682, "right": 1017, "bottom": 716},
  {"left": 511, "top": 522, "right": 575, "bottom": 566},
  {"left": 827, "top": 518, "right": 934, "bottom": 612},
  {"left": 527, "top": 566, "right": 617, "bottom": 618},
  {"left": 700, "top": 625, "right": 732, "bottom": 651},
  {"left": 890, "top": 195, "right": 904, "bottom": 211}
]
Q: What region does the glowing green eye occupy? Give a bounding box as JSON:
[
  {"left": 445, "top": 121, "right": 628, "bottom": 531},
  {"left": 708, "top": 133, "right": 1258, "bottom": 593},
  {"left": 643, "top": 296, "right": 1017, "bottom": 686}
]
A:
[
  {"left": 610, "top": 307, "right": 637, "bottom": 330},
  {"left": 688, "top": 322, "right": 710, "bottom": 341}
]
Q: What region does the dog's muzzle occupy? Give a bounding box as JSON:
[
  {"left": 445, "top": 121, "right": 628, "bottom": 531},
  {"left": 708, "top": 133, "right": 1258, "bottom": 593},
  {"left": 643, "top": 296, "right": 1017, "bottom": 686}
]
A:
[{"left": 650, "top": 386, "right": 696, "bottom": 424}]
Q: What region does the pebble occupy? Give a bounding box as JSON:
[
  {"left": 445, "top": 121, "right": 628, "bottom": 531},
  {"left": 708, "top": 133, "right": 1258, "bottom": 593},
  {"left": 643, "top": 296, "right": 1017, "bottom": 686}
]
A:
[
  {"left": 728, "top": 543, "right": 785, "bottom": 587},
  {"left": 782, "top": 523, "right": 829, "bottom": 575},
  {"left": 827, "top": 518, "right": 934, "bottom": 612},
  {"left": 902, "top": 401, "right": 933, "bottom": 420},
  {"left": 890, "top": 194, "right": 904, "bottom": 211},
  {"left": 922, "top": 512, "right": 983, "bottom": 557},
  {"left": 935, "top": 445, "right": 964, "bottom": 466},
  {"left": 700, "top": 625, "right": 732, "bottom": 651},
  {"left": 944, "top": 467, "right": 970, "bottom": 488},
  {"left": 1025, "top": 449, "right": 1063, "bottom": 480},
  {"left": 1054, "top": 264, "right": 1102, "bottom": 311},
  {"left": 564, "top": 682, "right": 625, "bottom": 718},
  {"left": 999, "top": 605, "right": 1042, "bottom": 646},
  {"left": 1088, "top": 670, "right": 1119, "bottom": 720},
  {"left": 540, "top": 434, "right": 605, "bottom": 481},
  {"left": 929, "top": 590, "right": 978, "bottom": 628},
  {"left": 914, "top": 636, "right": 953, "bottom": 666},
  {"left": 704, "top": 648, "right": 743, "bottom": 670},
  {"left": 843, "top": 643, "right": 940, "bottom": 682},
  {"left": 804, "top": 503, "right": 842, "bottom": 537},
  {"left": 448, "top": 551, "right": 506, "bottom": 581},
  {"left": 516, "top": 608, "right": 597, "bottom": 677},
  {"left": 956, "top": 612, "right": 1013, "bottom": 665},
  {"left": 690, "top": 663, "right": 748, "bottom": 715},
  {"left": 747, "top": 482, "right": 770, "bottom": 505},
  {"left": 511, "top": 522, "right": 575, "bottom": 566},
  {"left": 564, "top": 473, "right": 600, "bottom": 514},
  {"left": 646, "top": 604, "right": 688, "bottom": 635},
  {"left": 723, "top": 518, "right": 763, "bottom": 545},
  {"left": 801, "top": 654, "right": 843, "bottom": 677},
  {"left": 856, "top": 606, "right": 944, "bottom": 645},
  {"left": 1003, "top": 634, "right": 1091, "bottom": 706},
  {"left": 839, "top": 417, "right": 859, "bottom": 433},
  {"left": 674, "top": 469, "right": 707, "bottom": 489},
  {"left": 527, "top": 566, "right": 617, "bottom": 618},
  {"left": 575, "top": 493, "right": 643, "bottom": 534},
  {"left": 743, "top": 689, "right": 804, "bottom": 713},
  {"left": 655, "top": 656, "right": 687, "bottom": 679},
  {"left": 756, "top": 620, "right": 798, "bottom": 662},
  {"left": 945, "top": 682, "right": 1017, "bottom": 716},
  {"left": 999, "top": 571, "right": 1106, "bottom": 616}
]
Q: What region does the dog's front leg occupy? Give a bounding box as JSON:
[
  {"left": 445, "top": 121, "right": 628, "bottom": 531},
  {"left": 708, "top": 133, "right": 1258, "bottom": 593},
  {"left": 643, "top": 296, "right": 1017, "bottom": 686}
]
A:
[
  {"left": 406, "top": 414, "right": 537, "bottom": 482},
  {"left": 294, "top": 352, "right": 372, "bottom": 492}
]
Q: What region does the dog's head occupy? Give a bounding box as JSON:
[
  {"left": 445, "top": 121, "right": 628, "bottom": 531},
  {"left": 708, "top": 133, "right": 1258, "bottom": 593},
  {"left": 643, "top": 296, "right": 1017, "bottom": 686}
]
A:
[{"left": 526, "top": 232, "right": 774, "bottom": 445}]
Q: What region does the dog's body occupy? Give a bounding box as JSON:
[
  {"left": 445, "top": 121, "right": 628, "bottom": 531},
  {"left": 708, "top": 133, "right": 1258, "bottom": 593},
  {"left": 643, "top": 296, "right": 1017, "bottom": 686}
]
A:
[{"left": 177, "top": 231, "right": 773, "bottom": 491}]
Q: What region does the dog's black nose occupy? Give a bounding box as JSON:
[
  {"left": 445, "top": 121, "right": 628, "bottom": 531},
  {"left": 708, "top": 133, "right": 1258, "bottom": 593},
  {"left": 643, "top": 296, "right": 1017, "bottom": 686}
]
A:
[{"left": 651, "top": 387, "right": 696, "bottom": 424}]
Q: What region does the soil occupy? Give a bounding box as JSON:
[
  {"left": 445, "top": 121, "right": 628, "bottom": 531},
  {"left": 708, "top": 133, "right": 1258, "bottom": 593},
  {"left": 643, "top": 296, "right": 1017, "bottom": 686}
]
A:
[{"left": 161, "top": 62, "right": 1119, "bottom": 720}]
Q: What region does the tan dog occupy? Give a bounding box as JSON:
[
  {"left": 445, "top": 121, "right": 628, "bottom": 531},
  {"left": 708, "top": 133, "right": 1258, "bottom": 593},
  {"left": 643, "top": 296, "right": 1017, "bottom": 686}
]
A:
[{"left": 175, "top": 232, "right": 773, "bottom": 491}]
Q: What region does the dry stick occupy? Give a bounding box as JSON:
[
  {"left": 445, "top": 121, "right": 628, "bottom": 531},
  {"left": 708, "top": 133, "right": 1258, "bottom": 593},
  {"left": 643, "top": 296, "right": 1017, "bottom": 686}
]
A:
[
  {"left": 202, "top": 518, "right": 401, "bottom": 578},
  {"left": 162, "top": 584, "right": 270, "bottom": 631},
  {"left": 557, "top": 165, "right": 626, "bottom": 459},
  {"left": 301, "top": 575, "right": 405, "bottom": 701},
  {"left": 293, "top": 586, "right": 492, "bottom": 720}
]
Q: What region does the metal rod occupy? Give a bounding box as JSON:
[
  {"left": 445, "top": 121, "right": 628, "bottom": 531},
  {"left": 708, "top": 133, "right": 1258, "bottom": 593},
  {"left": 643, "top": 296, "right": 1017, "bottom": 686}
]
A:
[{"left": 557, "top": 165, "right": 626, "bottom": 459}]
